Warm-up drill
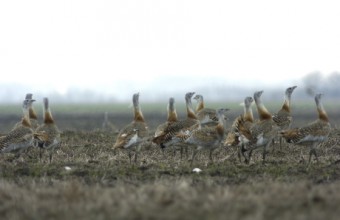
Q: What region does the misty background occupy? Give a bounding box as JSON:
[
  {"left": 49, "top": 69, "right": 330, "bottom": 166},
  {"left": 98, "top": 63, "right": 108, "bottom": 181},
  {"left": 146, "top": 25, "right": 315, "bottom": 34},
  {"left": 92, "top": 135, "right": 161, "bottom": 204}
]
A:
[{"left": 0, "top": 71, "right": 339, "bottom": 104}]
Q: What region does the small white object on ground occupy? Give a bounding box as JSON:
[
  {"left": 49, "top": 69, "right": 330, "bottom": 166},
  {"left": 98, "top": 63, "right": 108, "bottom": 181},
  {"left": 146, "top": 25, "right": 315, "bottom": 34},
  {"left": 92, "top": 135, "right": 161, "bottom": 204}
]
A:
[
  {"left": 192, "top": 168, "right": 202, "bottom": 173},
  {"left": 64, "top": 166, "right": 72, "bottom": 171}
]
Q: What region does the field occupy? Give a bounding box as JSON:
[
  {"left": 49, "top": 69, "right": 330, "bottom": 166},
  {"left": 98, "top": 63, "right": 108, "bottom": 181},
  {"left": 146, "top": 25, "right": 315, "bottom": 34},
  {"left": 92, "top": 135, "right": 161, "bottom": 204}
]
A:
[{"left": 1, "top": 102, "right": 340, "bottom": 220}]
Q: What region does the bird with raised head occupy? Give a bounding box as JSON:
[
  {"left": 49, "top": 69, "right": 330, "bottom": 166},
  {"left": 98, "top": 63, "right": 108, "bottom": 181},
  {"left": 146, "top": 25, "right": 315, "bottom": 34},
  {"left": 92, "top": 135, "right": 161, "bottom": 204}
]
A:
[
  {"left": 13, "top": 93, "right": 39, "bottom": 130},
  {"left": 272, "top": 86, "right": 297, "bottom": 148},
  {"left": 176, "top": 108, "right": 229, "bottom": 166},
  {"left": 224, "top": 96, "right": 254, "bottom": 162},
  {"left": 280, "top": 93, "right": 331, "bottom": 164},
  {"left": 1, "top": 99, "right": 34, "bottom": 156},
  {"left": 113, "top": 93, "right": 149, "bottom": 164},
  {"left": 239, "top": 91, "right": 280, "bottom": 164},
  {"left": 193, "top": 94, "right": 219, "bottom": 126},
  {"left": 34, "top": 97, "right": 61, "bottom": 163},
  {"left": 152, "top": 92, "right": 199, "bottom": 158}
]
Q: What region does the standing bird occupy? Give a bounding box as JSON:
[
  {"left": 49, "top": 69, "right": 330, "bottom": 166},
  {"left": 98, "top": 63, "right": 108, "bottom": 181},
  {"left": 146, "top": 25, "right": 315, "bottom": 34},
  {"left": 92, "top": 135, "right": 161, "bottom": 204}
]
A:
[
  {"left": 193, "top": 94, "right": 219, "bottom": 126},
  {"left": 280, "top": 94, "right": 331, "bottom": 164},
  {"left": 13, "top": 93, "right": 39, "bottom": 130},
  {"left": 272, "top": 86, "right": 297, "bottom": 148},
  {"left": 1, "top": 99, "right": 34, "bottom": 155},
  {"left": 154, "top": 97, "right": 178, "bottom": 138},
  {"left": 239, "top": 91, "right": 280, "bottom": 164},
  {"left": 34, "top": 97, "right": 61, "bottom": 163},
  {"left": 113, "top": 93, "right": 149, "bottom": 164},
  {"left": 178, "top": 108, "right": 229, "bottom": 166},
  {"left": 152, "top": 92, "right": 199, "bottom": 158},
  {"left": 224, "top": 96, "right": 254, "bottom": 162}
]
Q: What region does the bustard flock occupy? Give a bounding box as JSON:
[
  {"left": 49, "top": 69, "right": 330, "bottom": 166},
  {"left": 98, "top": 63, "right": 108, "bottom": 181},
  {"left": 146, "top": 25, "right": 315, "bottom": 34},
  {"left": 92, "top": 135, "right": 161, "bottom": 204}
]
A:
[{"left": 0, "top": 87, "right": 334, "bottom": 167}]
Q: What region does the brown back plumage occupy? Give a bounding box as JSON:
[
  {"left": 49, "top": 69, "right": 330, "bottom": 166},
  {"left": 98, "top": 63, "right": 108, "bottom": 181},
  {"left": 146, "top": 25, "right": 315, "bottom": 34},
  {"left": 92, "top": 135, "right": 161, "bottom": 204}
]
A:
[
  {"left": 241, "top": 91, "right": 279, "bottom": 150},
  {"left": 1, "top": 99, "right": 34, "bottom": 153},
  {"left": 183, "top": 108, "right": 229, "bottom": 165},
  {"left": 224, "top": 96, "right": 254, "bottom": 147},
  {"left": 34, "top": 97, "right": 61, "bottom": 161},
  {"left": 194, "top": 94, "right": 219, "bottom": 125},
  {"left": 114, "top": 93, "right": 149, "bottom": 150},
  {"left": 154, "top": 97, "right": 178, "bottom": 137},
  {"left": 280, "top": 93, "right": 331, "bottom": 145},
  {"left": 272, "top": 86, "right": 297, "bottom": 129},
  {"left": 13, "top": 93, "right": 39, "bottom": 130},
  {"left": 152, "top": 92, "right": 199, "bottom": 148},
  {"left": 185, "top": 108, "right": 228, "bottom": 147}
]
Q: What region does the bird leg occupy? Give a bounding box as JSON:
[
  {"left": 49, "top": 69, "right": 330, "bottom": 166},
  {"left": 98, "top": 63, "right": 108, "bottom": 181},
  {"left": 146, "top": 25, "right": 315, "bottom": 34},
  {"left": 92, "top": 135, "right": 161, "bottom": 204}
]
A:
[
  {"left": 308, "top": 149, "right": 313, "bottom": 164},
  {"left": 39, "top": 148, "right": 43, "bottom": 163},
  {"left": 313, "top": 149, "right": 319, "bottom": 163},
  {"left": 262, "top": 140, "right": 273, "bottom": 164},
  {"left": 180, "top": 144, "right": 189, "bottom": 160},
  {"left": 134, "top": 151, "right": 138, "bottom": 164},
  {"left": 271, "top": 138, "right": 276, "bottom": 153},
  {"left": 308, "top": 143, "right": 319, "bottom": 164},
  {"left": 237, "top": 146, "right": 242, "bottom": 163},
  {"left": 209, "top": 149, "right": 214, "bottom": 163},
  {"left": 239, "top": 144, "right": 249, "bottom": 164},
  {"left": 246, "top": 149, "right": 253, "bottom": 164},
  {"left": 279, "top": 137, "right": 283, "bottom": 150},
  {"left": 190, "top": 149, "right": 199, "bottom": 166},
  {"left": 128, "top": 151, "right": 132, "bottom": 164},
  {"left": 49, "top": 152, "right": 53, "bottom": 164},
  {"left": 262, "top": 145, "right": 268, "bottom": 164}
]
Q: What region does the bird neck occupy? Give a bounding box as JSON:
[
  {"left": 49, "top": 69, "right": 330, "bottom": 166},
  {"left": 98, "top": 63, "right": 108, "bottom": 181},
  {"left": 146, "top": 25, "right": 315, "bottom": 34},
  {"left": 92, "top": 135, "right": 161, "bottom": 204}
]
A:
[
  {"left": 167, "top": 110, "right": 178, "bottom": 123},
  {"left": 186, "top": 99, "right": 197, "bottom": 119},
  {"left": 187, "top": 108, "right": 197, "bottom": 119},
  {"left": 29, "top": 108, "right": 38, "bottom": 120},
  {"left": 317, "top": 103, "right": 329, "bottom": 122},
  {"left": 215, "top": 111, "right": 225, "bottom": 136},
  {"left": 281, "top": 95, "right": 291, "bottom": 112},
  {"left": 195, "top": 99, "right": 204, "bottom": 112},
  {"left": 21, "top": 106, "right": 31, "bottom": 127},
  {"left": 244, "top": 106, "right": 254, "bottom": 122},
  {"left": 22, "top": 116, "right": 32, "bottom": 127},
  {"left": 44, "top": 110, "right": 55, "bottom": 124},
  {"left": 257, "top": 103, "right": 272, "bottom": 120},
  {"left": 134, "top": 107, "right": 145, "bottom": 122}
]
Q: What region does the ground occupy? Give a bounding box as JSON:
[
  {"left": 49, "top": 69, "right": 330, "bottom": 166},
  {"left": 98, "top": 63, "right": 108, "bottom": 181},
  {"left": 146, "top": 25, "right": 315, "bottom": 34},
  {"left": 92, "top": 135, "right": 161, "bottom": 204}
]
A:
[{"left": 1, "top": 111, "right": 340, "bottom": 220}]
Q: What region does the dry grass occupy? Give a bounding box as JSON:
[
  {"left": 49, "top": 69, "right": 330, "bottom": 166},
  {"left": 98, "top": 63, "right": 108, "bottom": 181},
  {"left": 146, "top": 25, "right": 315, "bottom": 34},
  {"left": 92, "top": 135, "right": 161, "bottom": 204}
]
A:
[
  {"left": 2, "top": 178, "right": 340, "bottom": 220},
  {"left": 1, "top": 125, "right": 340, "bottom": 219}
]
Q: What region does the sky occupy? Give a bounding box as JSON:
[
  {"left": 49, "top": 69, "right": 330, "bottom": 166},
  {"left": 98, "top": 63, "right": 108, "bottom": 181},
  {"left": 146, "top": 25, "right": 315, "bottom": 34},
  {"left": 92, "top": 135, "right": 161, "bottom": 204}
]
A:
[{"left": 1, "top": 0, "right": 340, "bottom": 102}]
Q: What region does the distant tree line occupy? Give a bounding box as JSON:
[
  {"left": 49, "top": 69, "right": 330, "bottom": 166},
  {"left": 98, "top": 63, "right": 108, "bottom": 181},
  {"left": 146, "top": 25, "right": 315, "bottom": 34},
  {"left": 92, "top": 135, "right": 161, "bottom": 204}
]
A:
[{"left": 0, "top": 72, "right": 339, "bottom": 103}]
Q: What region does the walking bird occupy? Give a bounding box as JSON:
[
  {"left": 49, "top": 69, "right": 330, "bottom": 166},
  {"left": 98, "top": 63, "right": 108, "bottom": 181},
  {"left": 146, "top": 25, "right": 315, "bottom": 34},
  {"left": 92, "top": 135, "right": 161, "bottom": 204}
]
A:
[
  {"left": 34, "top": 97, "right": 61, "bottom": 163},
  {"left": 224, "top": 96, "right": 254, "bottom": 162},
  {"left": 193, "top": 94, "right": 219, "bottom": 126},
  {"left": 13, "top": 93, "right": 39, "bottom": 130},
  {"left": 177, "top": 108, "right": 229, "bottom": 166},
  {"left": 113, "top": 93, "right": 149, "bottom": 164},
  {"left": 152, "top": 92, "right": 199, "bottom": 158},
  {"left": 1, "top": 99, "right": 34, "bottom": 155},
  {"left": 280, "top": 93, "right": 331, "bottom": 164},
  {"left": 272, "top": 86, "right": 297, "bottom": 148},
  {"left": 154, "top": 97, "right": 178, "bottom": 138},
  {"left": 239, "top": 91, "right": 280, "bottom": 164}
]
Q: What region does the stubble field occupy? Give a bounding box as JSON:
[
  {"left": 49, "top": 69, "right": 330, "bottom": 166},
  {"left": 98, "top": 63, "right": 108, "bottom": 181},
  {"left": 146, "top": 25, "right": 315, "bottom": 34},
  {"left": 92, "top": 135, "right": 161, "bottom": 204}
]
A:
[{"left": 0, "top": 102, "right": 340, "bottom": 220}]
